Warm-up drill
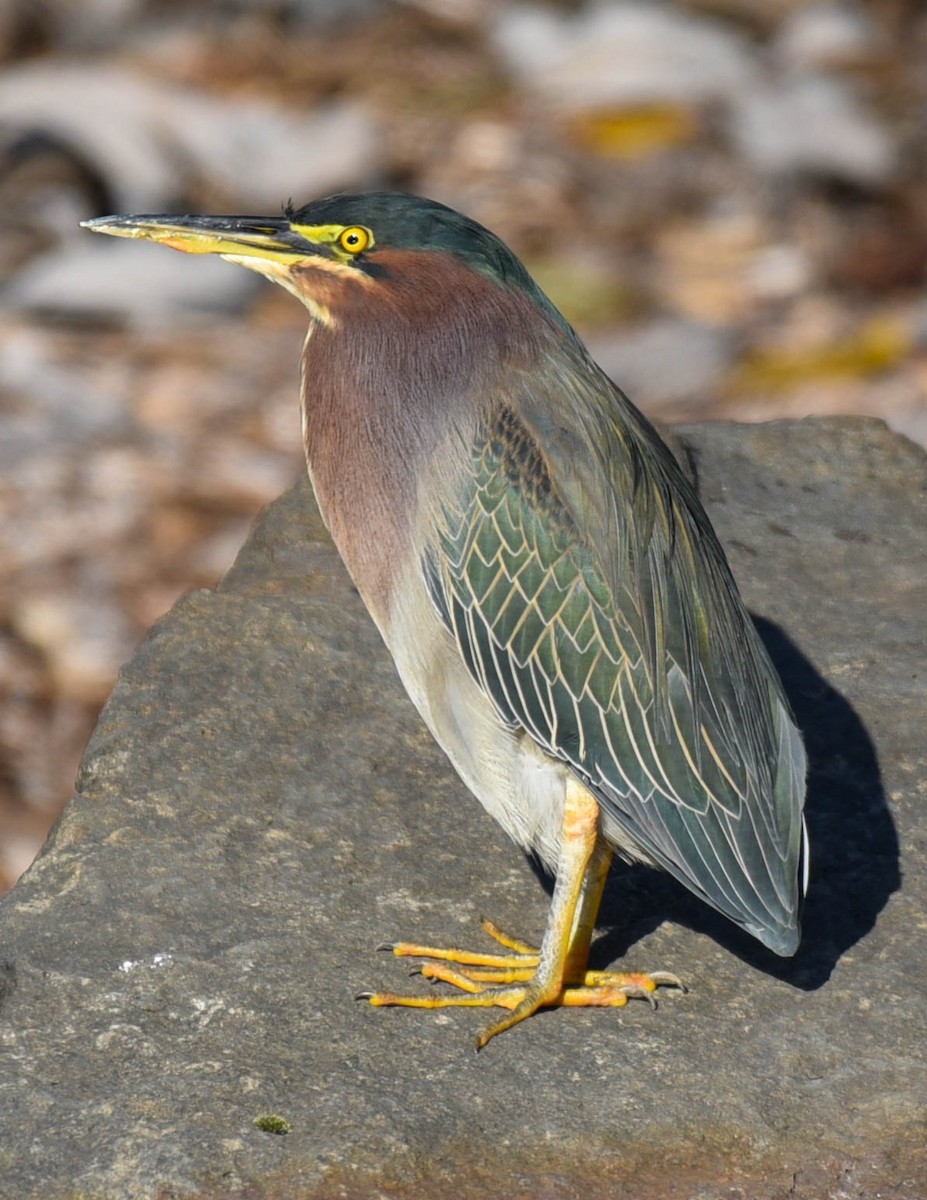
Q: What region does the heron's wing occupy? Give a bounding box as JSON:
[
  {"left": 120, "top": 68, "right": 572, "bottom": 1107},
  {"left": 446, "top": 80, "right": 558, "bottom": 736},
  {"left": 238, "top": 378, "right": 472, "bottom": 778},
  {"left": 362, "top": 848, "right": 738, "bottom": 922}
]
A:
[{"left": 425, "top": 358, "right": 805, "bottom": 951}]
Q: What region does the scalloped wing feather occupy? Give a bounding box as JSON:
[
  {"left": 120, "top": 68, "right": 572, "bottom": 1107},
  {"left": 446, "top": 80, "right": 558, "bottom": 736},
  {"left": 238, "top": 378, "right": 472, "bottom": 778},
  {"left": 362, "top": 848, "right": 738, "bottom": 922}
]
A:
[{"left": 425, "top": 363, "right": 806, "bottom": 953}]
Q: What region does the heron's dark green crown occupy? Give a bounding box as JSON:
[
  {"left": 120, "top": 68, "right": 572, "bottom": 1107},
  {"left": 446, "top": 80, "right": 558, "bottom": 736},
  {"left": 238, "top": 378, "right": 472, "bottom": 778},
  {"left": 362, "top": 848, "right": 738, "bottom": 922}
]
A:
[{"left": 290, "top": 191, "right": 569, "bottom": 330}]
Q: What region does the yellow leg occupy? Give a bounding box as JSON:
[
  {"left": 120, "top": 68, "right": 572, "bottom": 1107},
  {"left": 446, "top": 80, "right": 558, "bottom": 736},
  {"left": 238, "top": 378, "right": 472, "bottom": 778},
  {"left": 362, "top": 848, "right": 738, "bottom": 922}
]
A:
[
  {"left": 359, "top": 779, "right": 682, "bottom": 1047},
  {"left": 473, "top": 778, "right": 606, "bottom": 1044},
  {"left": 563, "top": 834, "right": 613, "bottom": 981}
]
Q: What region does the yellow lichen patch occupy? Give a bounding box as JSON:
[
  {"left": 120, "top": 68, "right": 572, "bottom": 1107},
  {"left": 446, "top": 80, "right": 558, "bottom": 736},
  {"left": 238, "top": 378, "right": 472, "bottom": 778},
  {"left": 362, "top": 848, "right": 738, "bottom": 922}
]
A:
[
  {"left": 734, "top": 315, "right": 912, "bottom": 393},
  {"left": 567, "top": 104, "right": 699, "bottom": 159}
]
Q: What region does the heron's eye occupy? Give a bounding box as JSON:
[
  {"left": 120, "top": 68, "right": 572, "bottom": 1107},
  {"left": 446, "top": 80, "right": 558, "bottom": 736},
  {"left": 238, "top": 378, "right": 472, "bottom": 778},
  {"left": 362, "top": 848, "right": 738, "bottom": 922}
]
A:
[{"left": 339, "top": 226, "right": 371, "bottom": 254}]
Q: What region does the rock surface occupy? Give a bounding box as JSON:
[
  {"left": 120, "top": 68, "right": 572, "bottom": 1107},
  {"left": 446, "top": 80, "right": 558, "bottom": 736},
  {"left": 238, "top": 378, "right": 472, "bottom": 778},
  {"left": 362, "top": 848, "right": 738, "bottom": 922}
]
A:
[{"left": 0, "top": 418, "right": 924, "bottom": 1200}]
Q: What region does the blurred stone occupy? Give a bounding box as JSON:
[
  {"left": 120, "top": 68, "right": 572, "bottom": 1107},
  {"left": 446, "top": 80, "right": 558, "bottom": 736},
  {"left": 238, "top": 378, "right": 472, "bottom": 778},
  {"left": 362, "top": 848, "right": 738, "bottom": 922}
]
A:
[
  {"left": 749, "top": 242, "right": 812, "bottom": 300},
  {"left": 0, "top": 127, "right": 110, "bottom": 282},
  {"left": 133, "top": 362, "right": 229, "bottom": 431},
  {"left": 775, "top": 3, "right": 880, "bottom": 71},
  {"left": 0, "top": 822, "right": 42, "bottom": 892},
  {"left": 0, "top": 65, "right": 182, "bottom": 213},
  {"left": 653, "top": 209, "right": 776, "bottom": 324},
  {"left": 188, "top": 438, "right": 302, "bottom": 508},
  {"left": 5, "top": 241, "right": 260, "bottom": 325},
  {"left": 192, "top": 518, "right": 262, "bottom": 579},
  {"left": 491, "top": 2, "right": 753, "bottom": 113},
  {"left": 276, "top": 0, "right": 386, "bottom": 23},
  {"left": 10, "top": 592, "right": 136, "bottom": 703},
  {"left": 729, "top": 74, "right": 896, "bottom": 186},
  {"left": 0, "top": 63, "right": 378, "bottom": 215},
  {"left": 588, "top": 317, "right": 731, "bottom": 413},
  {"left": 175, "top": 97, "right": 378, "bottom": 209},
  {"left": 0, "top": 323, "right": 131, "bottom": 445},
  {"left": 0, "top": 0, "right": 150, "bottom": 54},
  {"left": 449, "top": 120, "right": 520, "bottom": 174}
]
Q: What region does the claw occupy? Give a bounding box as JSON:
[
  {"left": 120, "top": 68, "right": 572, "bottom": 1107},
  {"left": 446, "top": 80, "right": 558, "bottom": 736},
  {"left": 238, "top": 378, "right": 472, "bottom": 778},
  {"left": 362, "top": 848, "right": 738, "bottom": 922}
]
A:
[{"left": 648, "top": 971, "right": 687, "bottom": 992}]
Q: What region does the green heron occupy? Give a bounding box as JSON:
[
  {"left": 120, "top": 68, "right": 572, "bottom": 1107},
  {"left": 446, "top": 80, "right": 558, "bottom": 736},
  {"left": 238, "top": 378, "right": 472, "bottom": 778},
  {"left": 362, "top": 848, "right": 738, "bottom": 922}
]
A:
[{"left": 83, "top": 193, "right": 807, "bottom": 1048}]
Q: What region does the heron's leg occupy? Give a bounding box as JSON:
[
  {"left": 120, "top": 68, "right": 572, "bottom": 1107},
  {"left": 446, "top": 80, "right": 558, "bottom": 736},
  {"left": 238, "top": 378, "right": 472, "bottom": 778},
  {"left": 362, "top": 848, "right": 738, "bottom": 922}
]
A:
[
  {"left": 378, "top": 781, "right": 607, "bottom": 982},
  {"left": 563, "top": 835, "right": 613, "bottom": 980},
  {"left": 359, "top": 779, "right": 681, "bottom": 1047},
  {"left": 464, "top": 778, "right": 608, "bottom": 1044}
]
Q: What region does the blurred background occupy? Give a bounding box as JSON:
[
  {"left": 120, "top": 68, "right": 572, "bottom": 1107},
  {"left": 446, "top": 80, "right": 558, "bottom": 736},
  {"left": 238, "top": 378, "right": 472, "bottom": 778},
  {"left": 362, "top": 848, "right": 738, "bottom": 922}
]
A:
[{"left": 1, "top": 0, "right": 925, "bottom": 892}]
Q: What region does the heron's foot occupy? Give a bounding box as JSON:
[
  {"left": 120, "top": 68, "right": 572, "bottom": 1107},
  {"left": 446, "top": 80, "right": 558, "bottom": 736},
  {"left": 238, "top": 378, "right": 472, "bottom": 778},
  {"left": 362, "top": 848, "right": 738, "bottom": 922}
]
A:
[{"left": 357, "top": 917, "right": 684, "bottom": 1047}]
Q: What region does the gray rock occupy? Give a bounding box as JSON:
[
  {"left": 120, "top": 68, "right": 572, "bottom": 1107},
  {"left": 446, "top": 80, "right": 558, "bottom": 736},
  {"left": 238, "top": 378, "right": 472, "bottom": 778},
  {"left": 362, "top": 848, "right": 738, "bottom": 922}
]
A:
[{"left": 0, "top": 418, "right": 925, "bottom": 1199}]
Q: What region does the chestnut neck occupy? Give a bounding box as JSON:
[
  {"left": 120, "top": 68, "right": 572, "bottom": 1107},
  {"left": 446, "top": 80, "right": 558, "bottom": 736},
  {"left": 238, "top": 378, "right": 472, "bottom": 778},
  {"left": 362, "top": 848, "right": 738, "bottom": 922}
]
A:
[{"left": 298, "top": 248, "right": 552, "bottom": 620}]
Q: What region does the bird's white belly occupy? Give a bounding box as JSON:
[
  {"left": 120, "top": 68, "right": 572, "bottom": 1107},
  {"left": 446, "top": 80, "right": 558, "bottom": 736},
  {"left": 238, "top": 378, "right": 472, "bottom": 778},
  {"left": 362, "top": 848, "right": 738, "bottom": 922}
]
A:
[{"left": 384, "top": 564, "right": 570, "bottom": 873}]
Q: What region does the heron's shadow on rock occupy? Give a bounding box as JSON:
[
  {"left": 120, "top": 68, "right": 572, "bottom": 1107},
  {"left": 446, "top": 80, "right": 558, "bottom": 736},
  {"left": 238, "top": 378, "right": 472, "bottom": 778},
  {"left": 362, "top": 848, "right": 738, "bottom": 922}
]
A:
[{"left": 530, "top": 617, "right": 899, "bottom": 992}]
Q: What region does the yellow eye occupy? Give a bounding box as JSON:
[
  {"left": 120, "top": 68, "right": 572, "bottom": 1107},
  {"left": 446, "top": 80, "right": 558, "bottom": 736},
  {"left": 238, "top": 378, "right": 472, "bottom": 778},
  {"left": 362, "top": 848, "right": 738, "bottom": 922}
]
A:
[{"left": 339, "top": 226, "right": 371, "bottom": 254}]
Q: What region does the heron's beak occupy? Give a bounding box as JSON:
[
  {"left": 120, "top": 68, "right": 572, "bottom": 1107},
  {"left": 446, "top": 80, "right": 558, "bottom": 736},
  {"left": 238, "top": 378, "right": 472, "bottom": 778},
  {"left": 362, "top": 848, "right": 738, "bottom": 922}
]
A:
[{"left": 81, "top": 213, "right": 333, "bottom": 268}]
